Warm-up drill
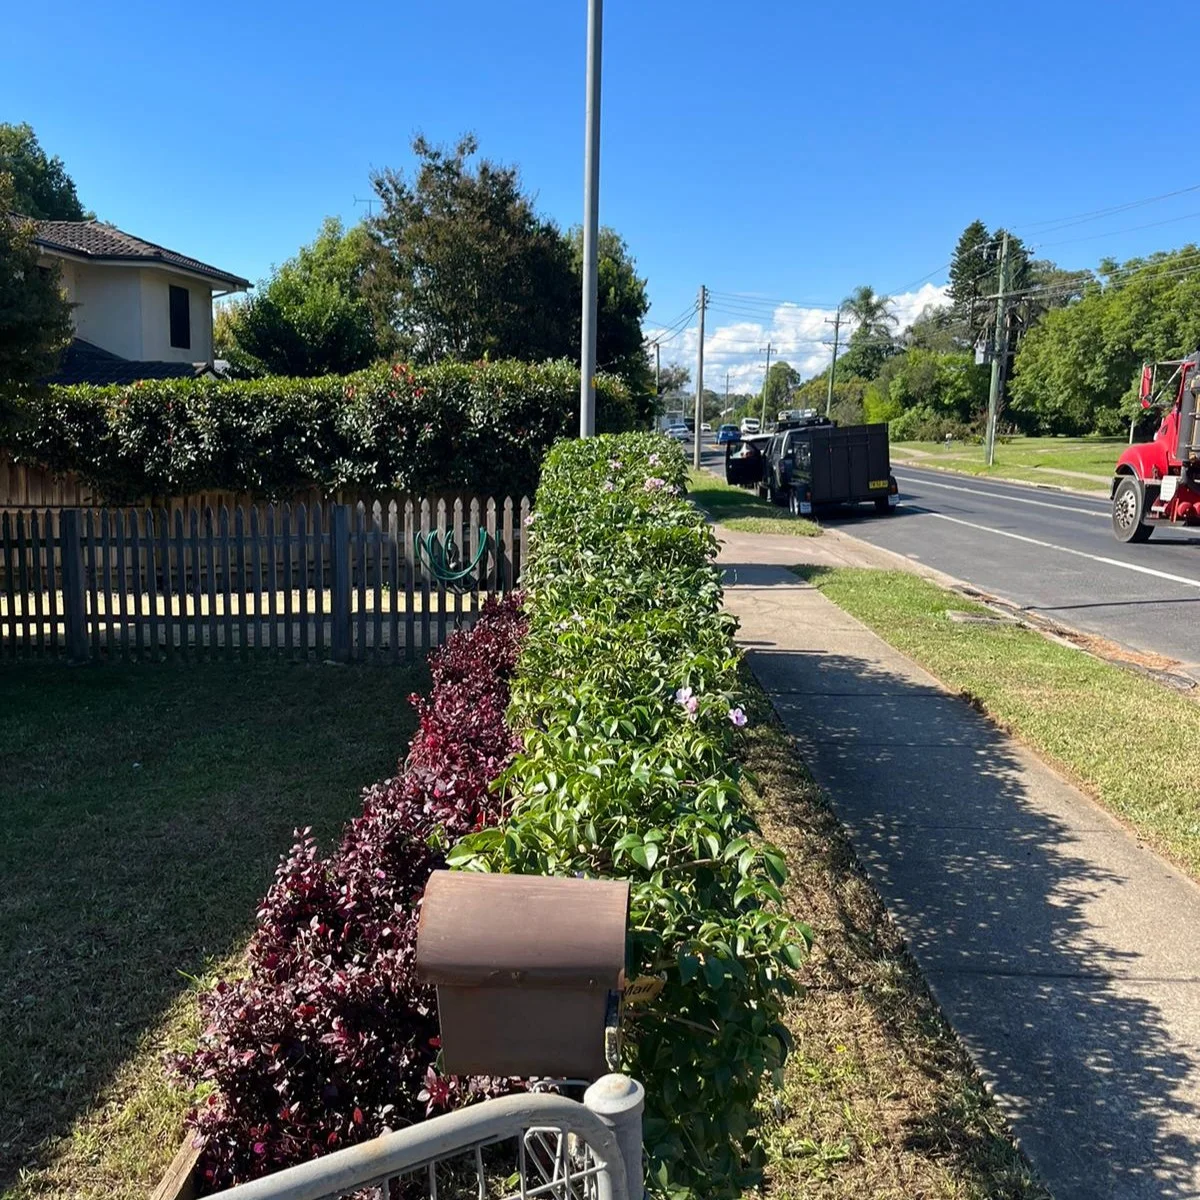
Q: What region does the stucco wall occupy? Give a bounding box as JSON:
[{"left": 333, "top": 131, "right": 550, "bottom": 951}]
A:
[
  {"left": 37, "top": 253, "right": 214, "bottom": 363},
  {"left": 139, "top": 269, "right": 212, "bottom": 362},
  {"left": 60, "top": 261, "right": 145, "bottom": 361}
]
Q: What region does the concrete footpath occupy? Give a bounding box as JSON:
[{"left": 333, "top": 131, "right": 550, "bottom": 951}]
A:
[{"left": 719, "top": 525, "right": 1200, "bottom": 1200}]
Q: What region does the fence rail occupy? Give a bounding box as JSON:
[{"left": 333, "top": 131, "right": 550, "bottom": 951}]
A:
[{"left": 0, "top": 497, "right": 529, "bottom": 664}]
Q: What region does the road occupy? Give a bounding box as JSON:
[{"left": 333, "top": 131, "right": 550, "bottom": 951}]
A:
[{"left": 700, "top": 444, "right": 1200, "bottom": 672}]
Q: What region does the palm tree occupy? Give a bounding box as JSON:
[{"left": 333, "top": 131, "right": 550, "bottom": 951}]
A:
[{"left": 841, "top": 285, "right": 896, "bottom": 341}]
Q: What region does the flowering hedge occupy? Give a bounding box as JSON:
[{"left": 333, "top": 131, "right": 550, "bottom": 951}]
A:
[
  {"left": 450, "top": 434, "right": 807, "bottom": 1198},
  {"left": 174, "top": 596, "right": 527, "bottom": 1192},
  {"left": 7, "top": 359, "right": 633, "bottom": 503}
]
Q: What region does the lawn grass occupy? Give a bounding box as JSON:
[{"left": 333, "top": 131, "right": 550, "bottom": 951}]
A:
[
  {"left": 0, "top": 661, "right": 426, "bottom": 1200},
  {"left": 738, "top": 672, "right": 1046, "bottom": 1199},
  {"left": 892, "top": 435, "right": 1125, "bottom": 491},
  {"left": 795, "top": 566, "right": 1200, "bottom": 880},
  {"left": 688, "top": 469, "right": 822, "bottom": 537}
]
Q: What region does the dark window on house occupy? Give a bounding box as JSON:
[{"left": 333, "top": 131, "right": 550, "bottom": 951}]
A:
[{"left": 169, "top": 285, "right": 191, "bottom": 350}]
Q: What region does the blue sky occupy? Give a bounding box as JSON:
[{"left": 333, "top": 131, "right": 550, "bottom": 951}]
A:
[{"left": 5, "top": 0, "right": 1200, "bottom": 390}]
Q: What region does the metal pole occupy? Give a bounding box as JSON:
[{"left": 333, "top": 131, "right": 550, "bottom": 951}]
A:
[
  {"left": 585, "top": 1074, "right": 645, "bottom": 1200},
  {"left": 758, "top": 342, "right": 773, "bottom": 429},
  {"left": 579, "top": 0, "right": 603, "bottom": 438},
  {"left": 825, "top": 307, "right": 841, "bottom": 417},
  {"left": 985, "top": 232, "right": 1009, "bottom": 466},
  {"left": 654, "top": 341, "right": 660, "bottom": 398},
  {"left": 693, "top": 285, "right": 706, "bottom": 469}
]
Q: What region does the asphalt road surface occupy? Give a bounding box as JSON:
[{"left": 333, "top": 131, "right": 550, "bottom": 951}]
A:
[{"left": 699, "top": 444, "right": 1200, "bottom": 673}]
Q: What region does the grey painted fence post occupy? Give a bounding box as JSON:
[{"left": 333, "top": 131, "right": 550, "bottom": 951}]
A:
[
  {"left": 584, "top": 1074, "right": 645, "bottom": 1199},
  {"left": 331, "top": 504, "right": 351, "bottom": 662},
  {"left": 60, "top": 509, "right": 89, "bottom": 663}
]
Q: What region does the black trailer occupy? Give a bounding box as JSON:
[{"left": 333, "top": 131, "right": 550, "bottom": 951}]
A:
[{"left": 724, "top": 418, "right": 898, "bottom": 516}]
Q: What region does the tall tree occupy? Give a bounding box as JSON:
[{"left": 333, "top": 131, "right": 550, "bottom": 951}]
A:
[
  {"left": 947, "top": 220, "right": 991, "bottom": 336},
  {"left": 369, "top": 135, "right": 576, "bottom": 364},
  {"left": 215, "top": 218, "right": 383, "bottom": 377},
  {"left": 0, "top": 177, "right": 73, "bottom": 395},
  {"left": 838, "top": 285, "right": 897, "bottom": 379},
  {"left": 571, "top": 226, "right": 650, "bottom": 396},
  {"left": 761, "top": 360, "right": 801, "bottom": 414},
  {"left": 0, "top": 124, "right": 90, "bottom": 221}
]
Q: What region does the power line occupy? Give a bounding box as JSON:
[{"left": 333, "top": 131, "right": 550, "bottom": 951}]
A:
[{"left": 1012, "top": 182, "right": 1200, "bottom": 236}]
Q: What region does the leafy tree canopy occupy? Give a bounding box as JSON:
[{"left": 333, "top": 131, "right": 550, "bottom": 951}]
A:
[
  {"left": 0, "top": 123, "right": 90, "bottom": 221},
  {"left": 215, "top": 218, "right": 382, "bottom": 377},
  {"left": 0, "top": 175, "right": 73, "bottom": 396},
  {"left": 369, "top": 135, "right": 577, "bottom": 367},
  {"left": 761, "top": 360, "right": 801, "bottom": 414},
  {"left": 1011, "top": 246, "right": 1200, "bottom": 435}
]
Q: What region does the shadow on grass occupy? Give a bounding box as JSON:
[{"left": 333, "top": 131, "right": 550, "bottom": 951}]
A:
[
  {"left": 739, "top": 640, "right": 1200, "bottom": 1200},
  {"left": 0, "top": 660, "right": 426, "bottom": 1192}
]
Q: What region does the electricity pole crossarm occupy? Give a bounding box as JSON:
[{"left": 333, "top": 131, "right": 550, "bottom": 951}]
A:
[{"left": 693, "top": 286, "right": 707, "bottom": 469}]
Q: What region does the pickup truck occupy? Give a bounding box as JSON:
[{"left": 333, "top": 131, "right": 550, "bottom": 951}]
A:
[{"left": 724, "top": 415, "right": 898, "bottom": 516}]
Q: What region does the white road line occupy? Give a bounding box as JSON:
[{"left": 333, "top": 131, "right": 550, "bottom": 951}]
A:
[
  {"left": 896, "top": 472, "right": 1107, "bottom": 517},
  {"left": 926, "top": 511, "right": 1200, "bottom": 590}
]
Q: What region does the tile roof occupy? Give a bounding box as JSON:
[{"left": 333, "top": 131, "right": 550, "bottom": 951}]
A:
[
  {"left": 47, "top": 339, "right": 212, "bottom": 387},
  {"left": 18, "top": 216, "right": 250, "bottom": 289}
]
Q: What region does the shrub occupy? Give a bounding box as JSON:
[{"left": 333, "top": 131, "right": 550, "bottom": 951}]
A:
[
  {"left": 450, "top": 434, "right": 807, "bottom": 1198},
  {"left": 7, "top": 359, "right": 634, "bottom": 503},
  {"left": 174, "top": 596, "right": 528, "bottom": 1192},
  {"left": 889, "top": 404, "right": 977, "bottom": 443}
]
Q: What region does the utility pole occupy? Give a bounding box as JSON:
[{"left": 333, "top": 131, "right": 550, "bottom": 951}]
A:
[
  {"left": 653, "top": 340, "right": 661, "bottom": 399},
  {"left": 824, "top": 307, "right": 842, "bottom": 417},
  {"left": 984, "top": 232, "right": 1010, "bottom": 466},
  {"left": 693, "top": 285, "right": 707, "bottom": 469},
  {"left": 758, "top": 342, "right": 773, "bottom": 429},
  {"left": 725, "top": 371, "right": 730, "bottom": 414},
  {"left": 578, "top": 0, "right": 603, "bottom": 437}
]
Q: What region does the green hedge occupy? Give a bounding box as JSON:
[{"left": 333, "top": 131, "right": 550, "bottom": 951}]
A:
[
  {"left": 6, "top": 359, "right": 633, "bottom": 503},
  {"left": 450, "top": 433, "right": 807, "bottom": 1198}
]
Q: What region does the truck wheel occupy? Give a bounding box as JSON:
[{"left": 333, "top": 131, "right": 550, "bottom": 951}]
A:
[
  {"left": 788, "top": 489, "right": 801, "bottom": 517},
  {"left": 874, "top": 497, "right": 892, "bottom": 514},
  {"left": 1112, "top": 476, "right": 1154, "bottom": 543}
]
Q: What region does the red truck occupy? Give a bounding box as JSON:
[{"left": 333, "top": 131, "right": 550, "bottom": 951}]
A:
[{"left": 1112, "top": 352, "right": 1200, "bottom": 541}]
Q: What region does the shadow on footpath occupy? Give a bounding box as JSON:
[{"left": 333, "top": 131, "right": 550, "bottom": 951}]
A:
[{"left": 740, "top": 637, "right": 1200, "bottom": 1200}]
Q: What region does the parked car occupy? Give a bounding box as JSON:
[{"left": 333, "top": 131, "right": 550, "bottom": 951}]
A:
[
  {"left": 665, "top": 423, "right": 690, "bottom": 442},
  {"left": 716, "top": 423, "right": 740, "bottom": 444},
  {"left": 700, "top": 422, "right": 712, "bottom": 434},
  {"left": 740, "top": 417, "right": 761, "bottom": 435},
  {"left": 725, "top": 414, "right": 898, "bottom": 516}
]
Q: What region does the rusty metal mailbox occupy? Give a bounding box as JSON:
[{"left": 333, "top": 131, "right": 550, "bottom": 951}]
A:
[{"left": 415, "top": 871, "right": 630, "bottom": 1080}]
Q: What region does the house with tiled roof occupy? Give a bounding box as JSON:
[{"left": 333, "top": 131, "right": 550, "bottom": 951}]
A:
[{"left": 21, "top": 217, "right": 250, "bottom": 385}]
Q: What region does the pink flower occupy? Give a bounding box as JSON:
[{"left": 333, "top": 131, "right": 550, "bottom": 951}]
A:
[
  {"left": 644, "top": 476, "right": 666, "bottom": 492},
  {"left": 602, "top": 480, "right": 615, "bottom": 492},
  {"left": 524, "top": 512, "right": 537, "bottom": 527},
  {"left": 648, "top": 453, "right": 661, "bottom": 466},
  {"left": 728, "top": 707, "right": 748, "bottom": 728},
  {"left": 675, "top": 686, "right": 699, "bottom": 720},
  {"left": 608, "top": 458, "right": 623, "bottom": 470}
]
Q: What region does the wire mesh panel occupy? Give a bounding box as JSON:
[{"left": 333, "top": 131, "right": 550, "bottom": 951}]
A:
[{"left": 208, "top": 1092, "right": 631, "bottom": 1200}]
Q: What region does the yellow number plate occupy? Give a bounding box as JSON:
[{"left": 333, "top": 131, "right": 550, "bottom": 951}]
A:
[{"left": 868, "top": 479, "right": 889, "bottom": 489}]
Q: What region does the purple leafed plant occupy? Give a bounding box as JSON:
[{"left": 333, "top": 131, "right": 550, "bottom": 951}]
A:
[{"left": 172, "top": 595, "right": 528, "bottom": 1192}]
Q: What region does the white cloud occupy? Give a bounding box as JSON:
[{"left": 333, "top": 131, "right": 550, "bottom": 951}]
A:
[{"left": 645, "top": 282, "right": 950, "bottom": 399}]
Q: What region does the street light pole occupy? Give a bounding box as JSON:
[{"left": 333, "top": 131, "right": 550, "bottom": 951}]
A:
[{"left": 579, "top": 0, "right": 603, "bottom": 437}]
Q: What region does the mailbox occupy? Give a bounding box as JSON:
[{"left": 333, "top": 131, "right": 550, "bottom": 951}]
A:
[{"left": 415, "top": 871, "right": 630, "bottom": 1080}]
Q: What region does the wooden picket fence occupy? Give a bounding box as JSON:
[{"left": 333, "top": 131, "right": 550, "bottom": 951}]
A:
[{"left": 0, "top": 497, "right": 529, "bottom": 663}]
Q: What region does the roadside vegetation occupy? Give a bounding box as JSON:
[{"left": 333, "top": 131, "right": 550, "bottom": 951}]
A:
[
  {"left": 796, "top": 566, "right": 1200, "bottom": 880},
  {"left": 0, "top": 662, "right": 426, "bottom": 1199},
  {"left": 891, "top": 435, "right": 1119, "bottom": 491},
  {"left": 738, "top": 673, "right": 1047, "bottom": 1200},
  {"left": 688, "top": 468, "right": 821, "bottom": 537}
]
